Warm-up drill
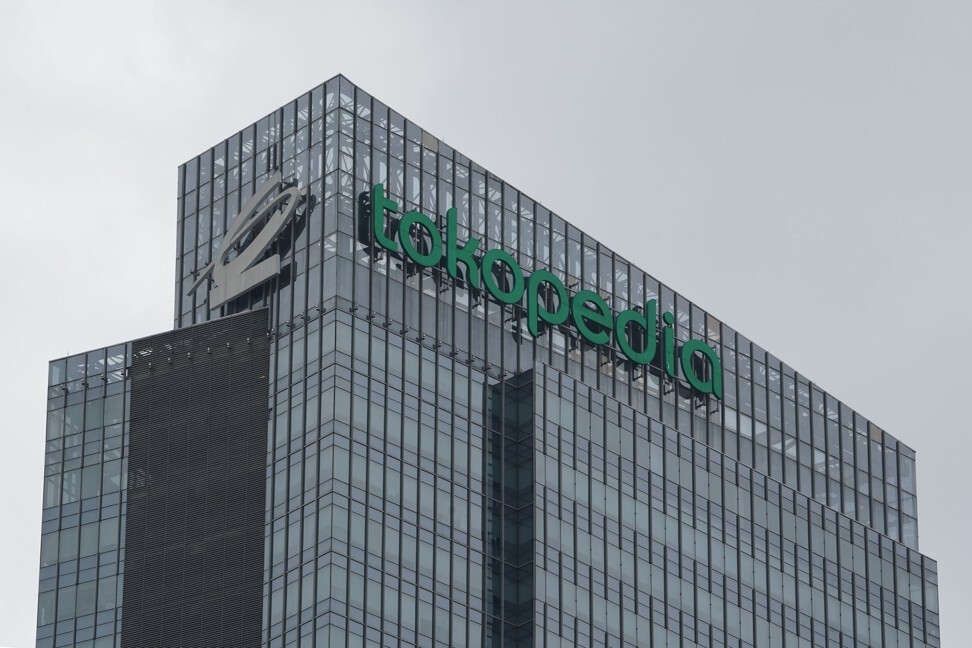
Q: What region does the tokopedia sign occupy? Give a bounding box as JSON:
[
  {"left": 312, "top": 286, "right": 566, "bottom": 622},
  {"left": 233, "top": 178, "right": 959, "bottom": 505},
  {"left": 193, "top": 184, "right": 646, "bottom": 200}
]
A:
[{"left": 369, "top": 184, "right": 723, "bottom": 399}]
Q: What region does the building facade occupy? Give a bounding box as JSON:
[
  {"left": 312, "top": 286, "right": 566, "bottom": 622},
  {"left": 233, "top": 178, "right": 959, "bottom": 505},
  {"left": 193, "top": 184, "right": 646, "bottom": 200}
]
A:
[{"left": 37, "top": 75, "right": 940, "bottom": 647}]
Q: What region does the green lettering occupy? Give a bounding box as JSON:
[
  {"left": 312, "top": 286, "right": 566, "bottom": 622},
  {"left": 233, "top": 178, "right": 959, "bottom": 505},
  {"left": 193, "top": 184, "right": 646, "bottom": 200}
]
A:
[
  {"left": 367, "top": 186, "right": 722, "bottom": 399},
  {"left": 398, "top": 211, "right": 442, "bottom": 267},
  {"left": 663, "top": 311, "right": 676, "bottom": 377},
  {"left": 526, "top": 270, "right": 568, "bottom": 336},
  {"left": 680, "top": 340, "right": 723, "bottom": 399},
  {"left": 481, "top": 249, "right": 524, "bottom": 304},
  {"left": 614, "top": 299, "right": 657, "bottom": 365},
  {"left": 446, "top": 207, "right": 480, "bottom": 290},
  {"left": 371, "top": 183, "right": 400, "bottom": 252},
  {"left": 570, "top": 290, "right": 612, "bottom": 345}
]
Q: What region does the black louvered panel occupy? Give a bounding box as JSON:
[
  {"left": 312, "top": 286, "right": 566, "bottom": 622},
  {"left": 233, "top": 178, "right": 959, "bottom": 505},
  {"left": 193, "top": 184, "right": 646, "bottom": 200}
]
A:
[{"left": 121, "top": 309, "right": 270, "bottom": 648}]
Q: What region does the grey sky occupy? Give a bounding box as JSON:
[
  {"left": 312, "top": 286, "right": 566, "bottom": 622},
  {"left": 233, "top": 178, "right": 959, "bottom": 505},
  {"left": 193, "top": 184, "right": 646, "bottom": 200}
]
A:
[{"left": 1, "top": 1, "right": 968, "bottom": 646}]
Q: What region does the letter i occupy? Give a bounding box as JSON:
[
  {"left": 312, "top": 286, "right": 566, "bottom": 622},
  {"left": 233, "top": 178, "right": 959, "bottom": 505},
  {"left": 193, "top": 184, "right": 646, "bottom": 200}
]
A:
[{"left": 663, "top": 311, "right": 676, "bottom": 378}]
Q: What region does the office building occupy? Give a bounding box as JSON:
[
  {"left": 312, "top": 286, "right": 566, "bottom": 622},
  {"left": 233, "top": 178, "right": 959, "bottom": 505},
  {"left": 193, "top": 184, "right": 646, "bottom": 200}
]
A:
[{"left": 36, "top": 74, "right": 940, "bottom": 647}]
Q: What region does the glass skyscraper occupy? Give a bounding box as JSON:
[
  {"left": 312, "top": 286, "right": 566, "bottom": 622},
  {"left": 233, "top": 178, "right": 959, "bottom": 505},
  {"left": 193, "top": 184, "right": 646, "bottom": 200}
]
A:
[{"left": 36, "top": 74, "right": 940, "bottom": 647}]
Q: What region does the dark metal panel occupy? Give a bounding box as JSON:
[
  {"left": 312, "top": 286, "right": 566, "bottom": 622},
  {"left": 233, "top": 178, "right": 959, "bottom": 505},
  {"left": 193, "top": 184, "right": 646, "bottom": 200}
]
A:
[{"left": 122, "top": 309, "right": 270, "bottom": 648}]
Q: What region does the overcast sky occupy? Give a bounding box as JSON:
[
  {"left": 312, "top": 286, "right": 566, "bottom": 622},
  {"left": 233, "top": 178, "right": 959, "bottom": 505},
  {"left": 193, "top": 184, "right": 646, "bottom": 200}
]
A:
[{"left": 1, "top": 2, "right": 969, "bottom": 646}]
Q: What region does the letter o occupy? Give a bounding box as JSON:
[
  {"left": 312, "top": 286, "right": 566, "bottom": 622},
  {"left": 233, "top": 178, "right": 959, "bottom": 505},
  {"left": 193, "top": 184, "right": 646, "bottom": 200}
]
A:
[{"left": 481, "top": 249, "right": 524, "bottom": 304}]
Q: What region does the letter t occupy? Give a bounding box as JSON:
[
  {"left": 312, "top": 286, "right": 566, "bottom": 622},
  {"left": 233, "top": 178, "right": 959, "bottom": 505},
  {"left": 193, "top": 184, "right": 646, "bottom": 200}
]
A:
[{"left": 372, "top": 183, "right": 400, "bottom": 252}]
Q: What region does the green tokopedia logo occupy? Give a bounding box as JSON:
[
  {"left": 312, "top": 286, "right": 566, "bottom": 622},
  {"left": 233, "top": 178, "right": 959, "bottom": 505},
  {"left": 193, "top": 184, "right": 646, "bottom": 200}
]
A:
[{"left": 368, "top": 184, "right": 723, "bottom": 399}]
